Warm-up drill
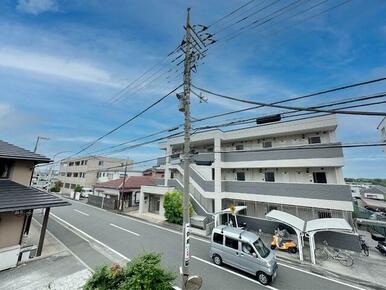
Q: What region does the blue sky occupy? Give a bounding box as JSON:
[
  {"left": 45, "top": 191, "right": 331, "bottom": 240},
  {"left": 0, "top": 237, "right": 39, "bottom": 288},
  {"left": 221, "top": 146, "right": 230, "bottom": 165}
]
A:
[{"left": 0, "top": 0, "right": 385, "bottom": 177}]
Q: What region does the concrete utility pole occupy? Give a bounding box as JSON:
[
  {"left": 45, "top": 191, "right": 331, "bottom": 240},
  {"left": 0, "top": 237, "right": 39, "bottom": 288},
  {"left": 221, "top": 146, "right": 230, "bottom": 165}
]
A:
[
  {"left": 181, "top": 7, "right": 192, "bottom": 290},
  {"left": 33, "top": 136, "right": 49, "bottom": 153},
  {"left": 119, "top": 159, "right": 129, "bottom": 211}
]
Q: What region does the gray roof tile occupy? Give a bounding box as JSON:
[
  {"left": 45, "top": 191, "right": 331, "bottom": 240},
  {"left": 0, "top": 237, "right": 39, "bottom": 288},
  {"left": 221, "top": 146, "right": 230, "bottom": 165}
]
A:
[{"left": 0, "top": 140, "right": 51, "bottom": 163}]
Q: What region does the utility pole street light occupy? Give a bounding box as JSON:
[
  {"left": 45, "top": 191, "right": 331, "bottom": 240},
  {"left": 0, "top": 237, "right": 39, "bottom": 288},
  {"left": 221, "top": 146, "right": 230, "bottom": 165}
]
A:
[{"left": 33, "top": 136, "right": 50, "bottom": 153}]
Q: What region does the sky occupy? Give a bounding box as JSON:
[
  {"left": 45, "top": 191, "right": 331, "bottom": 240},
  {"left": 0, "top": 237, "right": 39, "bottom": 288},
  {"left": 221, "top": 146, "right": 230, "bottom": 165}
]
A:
[{"left": 0, "top": 0, "right": 385, "bottom": 177}]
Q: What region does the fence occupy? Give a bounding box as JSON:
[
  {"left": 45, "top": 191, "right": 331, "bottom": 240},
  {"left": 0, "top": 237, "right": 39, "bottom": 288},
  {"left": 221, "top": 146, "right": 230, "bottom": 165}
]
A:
[{"left": 87, "top": 195, "right": 117, "bottom": 210}]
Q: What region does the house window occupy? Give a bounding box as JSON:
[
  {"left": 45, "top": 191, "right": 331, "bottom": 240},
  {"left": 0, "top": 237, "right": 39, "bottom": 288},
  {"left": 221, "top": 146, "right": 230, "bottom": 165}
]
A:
[
  {"left": 263, "top": 141, "right": 272, "bottom": 148},
  {"left": 0, "top": 159, "right": 11, "bottom": 178},
  {"left": 70, "top": 184, "right": 76, "bottom": 189},
  {"left": 81, "top": 160, "right": 84, "bottom": 165},
  {"left": 213, "top": 233, "right": 223, "bottom": 245},
  {"left": 64, "top": 183, "right": 70, "bottom": 189},
  {"left": 66, "top": 172, "right": 72, "bottom": 177},
  {"left": 73, "top": 172, "right": 78, "bottom": 178},
  {"left": 212, "top": 168, "right": 215, "bottom": 181},
  {"left": 69, "top": 162, "right": 74, "bottom": 166},
  {"left": 84, "top": 160, "right": 88, "bottom": 165},
  {"left": 75, "top": 161, "right": 80, "bottom": 166},
  {"left": 225, "top": 237, "right": 239, "bottom": 250},
  {"left": 235, "top": 144, "right": 244, "bottom": 151},
  {"left": 313, "top": 172, "right": 327, "bottom": 183},
  {"left": 236, "top": 171, "right": 245, "bottom": 181},
  {"left": 265, "top": 172, "right": 275, "bottom": 182},
  {"left": 318, "top": 210, "right": 332, "bottom": 219},
  {"left": 308, "top": 136, "right": 321, "bottom": 144},
  {"left": 98, "top": 161, "right": 104, "bottom": 166}
]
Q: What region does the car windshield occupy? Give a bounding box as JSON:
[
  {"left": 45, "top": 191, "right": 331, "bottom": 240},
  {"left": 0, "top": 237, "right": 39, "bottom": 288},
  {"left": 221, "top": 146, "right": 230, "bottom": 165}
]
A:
[{"left": 253, "top": 238, "right": 270, "bottom": 258}]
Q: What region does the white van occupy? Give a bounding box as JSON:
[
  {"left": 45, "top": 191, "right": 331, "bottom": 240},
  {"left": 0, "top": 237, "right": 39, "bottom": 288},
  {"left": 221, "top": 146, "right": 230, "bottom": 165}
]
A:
[
  {"left": 209, "top": 225, "right": 277, "bottom": 285},
  {"left": 81, "top": 188, "right": 93, "bottom": 198}
]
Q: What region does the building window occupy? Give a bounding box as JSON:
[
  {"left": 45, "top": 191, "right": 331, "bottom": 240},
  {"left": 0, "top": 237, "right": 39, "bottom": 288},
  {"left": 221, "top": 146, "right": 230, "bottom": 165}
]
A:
[
  {"left": 84, "top": 160, "right": 88, "bottom": 165},
  {"left": 0, "top": 159, "right": 11, "bottom": 178},
  {"left": 66, "top": 172, "right": 72, "bottom": 177},
  {"left": 75, "top": 161, "right": 80, "bottom": 166},
  {"left": 262, "top": 141, "right": 272, "bottom": 148},
  {"left": 73, "top": 172, "right": 78, "bottom": 178},
  {"left": 170, "top": 171, "right": 174, "bottom": 179},
  {"left": 313, "top": 172, "right": 327, "bottom": 183},
  {"left": 308, "top": 136, "right": 321, "bottom": 144},
  {"left": 318, "top": 210, "right": 332, "bottom": 219},
  {"left": 69, "top": 162, "right": 74, "bottom": 166},
  {"left": 98, "top": 161, "right": 104, "bottom": 166},
  {"left": 81, "top": 160, "right": 84, "bottom": 165},
  {"left": 64, "top": 183, "right": 70, "bottom": 189},
  {"left": 225, "top": 237, "right": 239, "bottom": 250},
  {"left": 235, "top": 144, "right": 244, "bottom": 151},
  {"left": 213, "top": 233, "right": 223, "bottom": 245},
  {"left": 236, "top": 171, "right": 245, "bottom": 181},
  {"left": 265, "top": 172, "right": 275, "bottom": 182},
  {"left": 212, "top": 168, "right": 215, "bottom": 181},
  {"left": 70, "top": 184, "right": 76, "bottom": 189}
]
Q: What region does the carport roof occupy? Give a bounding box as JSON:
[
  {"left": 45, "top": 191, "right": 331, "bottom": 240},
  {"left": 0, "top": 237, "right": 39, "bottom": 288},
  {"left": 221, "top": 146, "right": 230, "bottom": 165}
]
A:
[
  {"left": 0, "top": 179, "right": 70, "bottom": 212},
  {"left": 305, "top": 218, "right": 352, "bottom": 233},
  {"left": 266, "top": 210, "right": 305, "bottom": 232}
]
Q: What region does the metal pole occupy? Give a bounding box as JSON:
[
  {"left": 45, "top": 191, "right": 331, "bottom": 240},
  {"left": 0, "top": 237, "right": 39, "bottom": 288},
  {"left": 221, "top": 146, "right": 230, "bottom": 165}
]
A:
[
  {"left": 119, "top": 159, "right": 128, "bottom": 211},
  {"left": 33, "top": 136, "right": 40, "bottom": 153},
  {"left": 37, "top": 207, "right": 50, "bottom": 256},
  {"left": 181, "top": 7, "right": 192, "bottom": 290}
]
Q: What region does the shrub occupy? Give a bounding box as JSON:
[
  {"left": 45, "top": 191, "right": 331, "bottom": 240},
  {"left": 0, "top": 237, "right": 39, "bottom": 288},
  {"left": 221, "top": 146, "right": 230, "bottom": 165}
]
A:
[
  {"left": 83, "top": 254, "right": 175, "bottom": 290},
  {"left": 74, "top": 184, "right": 83, "bottom": 193},
  {"left": 50, "top": 181, "right": 63, "bottom": 192},
  {"left": 163, "top": 191, "right": 193, "bottom": 225}
]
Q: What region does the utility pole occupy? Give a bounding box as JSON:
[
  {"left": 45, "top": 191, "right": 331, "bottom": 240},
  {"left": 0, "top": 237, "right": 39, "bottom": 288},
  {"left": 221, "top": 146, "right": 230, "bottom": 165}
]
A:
[
  {"left": 119, "top": 159, "right": 129, "bottom": 211},
  {"left": 181, "top": 7, "right": 192, "bottom": 290},
  {"left": 33, "top": 136, "right": 49, "bottom": 153}
]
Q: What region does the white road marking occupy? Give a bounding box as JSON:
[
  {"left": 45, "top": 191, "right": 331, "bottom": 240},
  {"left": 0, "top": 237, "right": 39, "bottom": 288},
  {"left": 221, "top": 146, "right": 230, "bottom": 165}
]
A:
[
  {"left": 276, "top": 262, "right": 365, "bottom": 290},
  {"left": 110, "top": 223, "right": 140, "bottom": 237},
  {"left": 64, "top": 201, "right": 364, "bottom": 289},
  {"left": 74, "top": 209, "right": 89, "bottom": 216},
  {"left": 191, "top": 255, "right": 278, "bottom": 290},
  {"left": 51, "top": 213, "right": 130, "bottom": 261},
  {"left": 32, "top": 217, "right": 94, "bottom": 273}
]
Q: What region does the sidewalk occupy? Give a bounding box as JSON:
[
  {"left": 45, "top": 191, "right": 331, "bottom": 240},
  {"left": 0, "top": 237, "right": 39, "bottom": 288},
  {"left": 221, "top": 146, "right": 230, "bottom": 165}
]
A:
[{"left": 0, "top": 219, "right": 91, "bottom": 290}]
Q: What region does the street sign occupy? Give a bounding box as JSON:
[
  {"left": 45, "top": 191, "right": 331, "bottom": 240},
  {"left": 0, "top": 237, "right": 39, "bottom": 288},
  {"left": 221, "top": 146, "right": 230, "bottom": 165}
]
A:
[{"left": 184, "top": 223, "right": 190, "bottom": 266}]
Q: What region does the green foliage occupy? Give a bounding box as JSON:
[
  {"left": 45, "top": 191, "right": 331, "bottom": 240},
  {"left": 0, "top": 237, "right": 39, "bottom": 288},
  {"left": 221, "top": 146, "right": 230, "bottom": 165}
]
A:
[
  {"left": 345, "top": 178, "right": 386, "bottom": 187},
  {"left": 50, "top": 181, "right": 63, "bottom": 192},
  {"left": 83, "top": 254, "right": 175, "bottom": 290},
  {"left": 74, "top": 184, "right": 83, "bottom": 193},
  {"left": 163, "top": 191, "right": 193, "bottom": 225}
]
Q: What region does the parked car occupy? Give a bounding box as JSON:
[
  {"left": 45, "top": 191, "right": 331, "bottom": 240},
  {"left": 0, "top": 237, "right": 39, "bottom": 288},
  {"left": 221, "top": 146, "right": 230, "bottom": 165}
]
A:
[
  {"left": 209, "top": 225, "right": 277, "bottom": 285},
  {"left": 81, "top": 188, "right": 93, "bottom": 198}
]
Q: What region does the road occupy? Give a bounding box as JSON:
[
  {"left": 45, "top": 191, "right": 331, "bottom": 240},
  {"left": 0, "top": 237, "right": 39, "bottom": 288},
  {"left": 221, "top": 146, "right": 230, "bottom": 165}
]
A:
[{"left": 36, "top": 200, "right": 365, "bottom": 290}]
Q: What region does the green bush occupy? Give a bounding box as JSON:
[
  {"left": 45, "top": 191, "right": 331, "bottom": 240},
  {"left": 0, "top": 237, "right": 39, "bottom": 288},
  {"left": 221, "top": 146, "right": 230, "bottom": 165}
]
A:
[
  {"left": 83, "top": 253, "right": 175, "bottom": 290},
  {"left": 163, "top": 191, "right": 193, "bottom": 225},
  {"left": 74, "top": 184, "right": 83, "bottom": 193},
  {"left": 50, "top": 181, "right": 63, "bottom": 192}
]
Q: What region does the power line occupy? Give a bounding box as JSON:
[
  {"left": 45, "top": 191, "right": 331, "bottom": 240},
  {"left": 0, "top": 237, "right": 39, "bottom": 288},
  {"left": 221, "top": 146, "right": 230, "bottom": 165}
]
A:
[
  {"left": 193, "top": 84, "right": 386, "bottom": 117},
  {"left": 71, "top": 84, "right": 183, "bottom": 157}
]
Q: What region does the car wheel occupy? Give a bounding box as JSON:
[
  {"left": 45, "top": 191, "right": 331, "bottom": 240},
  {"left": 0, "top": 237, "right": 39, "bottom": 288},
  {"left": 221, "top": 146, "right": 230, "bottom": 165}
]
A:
[
  {"left": 212, "top": 254, "right": 222, "bottom": 266},
  {"left": 257, "top": 271, "right": 270, "bottom": 285},
  {"left": 270, "top": 245, "right": 276, "bottom": 250}
]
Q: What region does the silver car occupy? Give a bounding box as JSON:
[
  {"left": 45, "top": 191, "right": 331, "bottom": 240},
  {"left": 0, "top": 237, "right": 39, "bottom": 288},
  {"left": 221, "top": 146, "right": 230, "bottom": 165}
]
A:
[{"left": 209, "top": 225, "right": 277, "bottom": 285}]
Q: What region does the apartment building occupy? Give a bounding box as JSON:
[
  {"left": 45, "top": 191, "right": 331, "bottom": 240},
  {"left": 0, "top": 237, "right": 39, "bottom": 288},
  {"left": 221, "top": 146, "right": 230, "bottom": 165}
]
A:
[
  {"left": 58, "top": 156, "right": 130, "bottom": 194},
  {"left": 152, "top": 115, "right": 353, "bottom": 222},
  {"left": 96, "top": 168, "right": 142, "bottom": 183}
]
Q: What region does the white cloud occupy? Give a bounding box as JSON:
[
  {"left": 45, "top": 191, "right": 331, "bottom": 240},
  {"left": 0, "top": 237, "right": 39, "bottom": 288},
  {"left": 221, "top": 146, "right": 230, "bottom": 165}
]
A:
[
  {"left": 17, "top": 0, "right": 58, "bottom": 15},
  {"left": 0, "top": 47, "right": 123, "bottom": 88},
  {"left": 0, "top": 103, "right": 12, "bottom": 119}
]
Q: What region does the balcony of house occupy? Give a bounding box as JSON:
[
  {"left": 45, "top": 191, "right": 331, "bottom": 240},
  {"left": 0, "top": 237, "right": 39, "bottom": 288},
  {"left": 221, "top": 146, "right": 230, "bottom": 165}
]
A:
[{"left": 220, "top": 142, "right": 344, "bottom": 168}]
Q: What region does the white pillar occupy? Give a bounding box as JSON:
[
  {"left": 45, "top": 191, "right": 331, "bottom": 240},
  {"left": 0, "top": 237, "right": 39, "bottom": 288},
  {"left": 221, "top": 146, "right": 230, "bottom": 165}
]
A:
[
  {"left": 296, "top": 231, "right": 304, "bottom": 262},
  {"left": 309, "top": 232, "right": 316, "bottom": 264},
  {"left": 164, "top": 145, "right": 172, "bottom": 186},
  {"left": 214, "top": 137, "right": 222, "bottom": 211},
  {"left": 139, "top": 187, "right": 145, "bottom": 214}
]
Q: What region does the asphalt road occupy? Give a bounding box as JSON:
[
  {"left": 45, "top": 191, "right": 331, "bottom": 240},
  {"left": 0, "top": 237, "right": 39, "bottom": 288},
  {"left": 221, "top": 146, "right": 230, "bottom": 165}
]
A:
[{"left": 39, "top": 200, "right": 365, "bottom": 290}]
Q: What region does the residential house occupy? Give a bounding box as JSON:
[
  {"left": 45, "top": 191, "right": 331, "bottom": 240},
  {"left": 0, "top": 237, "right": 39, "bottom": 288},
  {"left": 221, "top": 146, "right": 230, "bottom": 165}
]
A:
[
  {"left": 0, "top": 140, "right": 68, "bottom": 271},
  {"left": 361, "top": 185, "right": 386, "bottom": 200},
  {"left": 96, "top": 168, "right": 143, "bottom": 183},
  {"left": 144, "top": 115, "right": 353, "bottom": 222},
  {"left": 92, "top": 176, "right": 155, "bottom": 211},
  {"left": 58, "top": 156, "right": 130, "bottom": 195}
]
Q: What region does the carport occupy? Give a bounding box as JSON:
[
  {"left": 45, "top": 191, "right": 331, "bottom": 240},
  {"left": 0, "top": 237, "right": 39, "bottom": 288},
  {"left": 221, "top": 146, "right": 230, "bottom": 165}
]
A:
[
  {"left": 266, "top": 210, "right": 306, "bottom": 261},
  {"left": 305, "top": 218, "right": 353, "bottom": 264}
]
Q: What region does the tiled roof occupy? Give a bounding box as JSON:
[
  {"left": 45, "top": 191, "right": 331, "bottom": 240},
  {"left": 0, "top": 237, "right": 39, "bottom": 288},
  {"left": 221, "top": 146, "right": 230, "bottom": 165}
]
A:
[
  {"left": 0, "top": 179, "right": 69, "bottom": 212},
  {"left": 95, "top": 176, "right": 155, "bottom": 191},
  {"left": 0, "top": 140, "right": 51, "bottom": 163},
  {"left": 361, "top": 185, "right": 386, "bottom": 195}
]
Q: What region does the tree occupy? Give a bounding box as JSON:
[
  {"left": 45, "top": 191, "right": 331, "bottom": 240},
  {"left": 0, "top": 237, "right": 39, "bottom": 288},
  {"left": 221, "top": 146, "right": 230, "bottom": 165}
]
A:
[
  {"left": 163, "top": 191, "right": 193, "bottom": 225},
  {"left": 50, "top": 181, "right": 63, "bottom": 192},
  {"left": 74, "top": 184, "right": 83, "bottom": 193},
  {"left": 83, "top": 253, "right": 175, "bottom": 290}
]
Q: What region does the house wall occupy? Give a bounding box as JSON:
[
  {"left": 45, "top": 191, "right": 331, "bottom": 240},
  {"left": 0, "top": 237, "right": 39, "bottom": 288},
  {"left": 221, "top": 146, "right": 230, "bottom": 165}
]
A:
[
  {"left": 8, "top": 160, "right": 35, "bottom": 186},
  {"left": 0, "top": 213, "right": 25, "bottom": 248}
]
